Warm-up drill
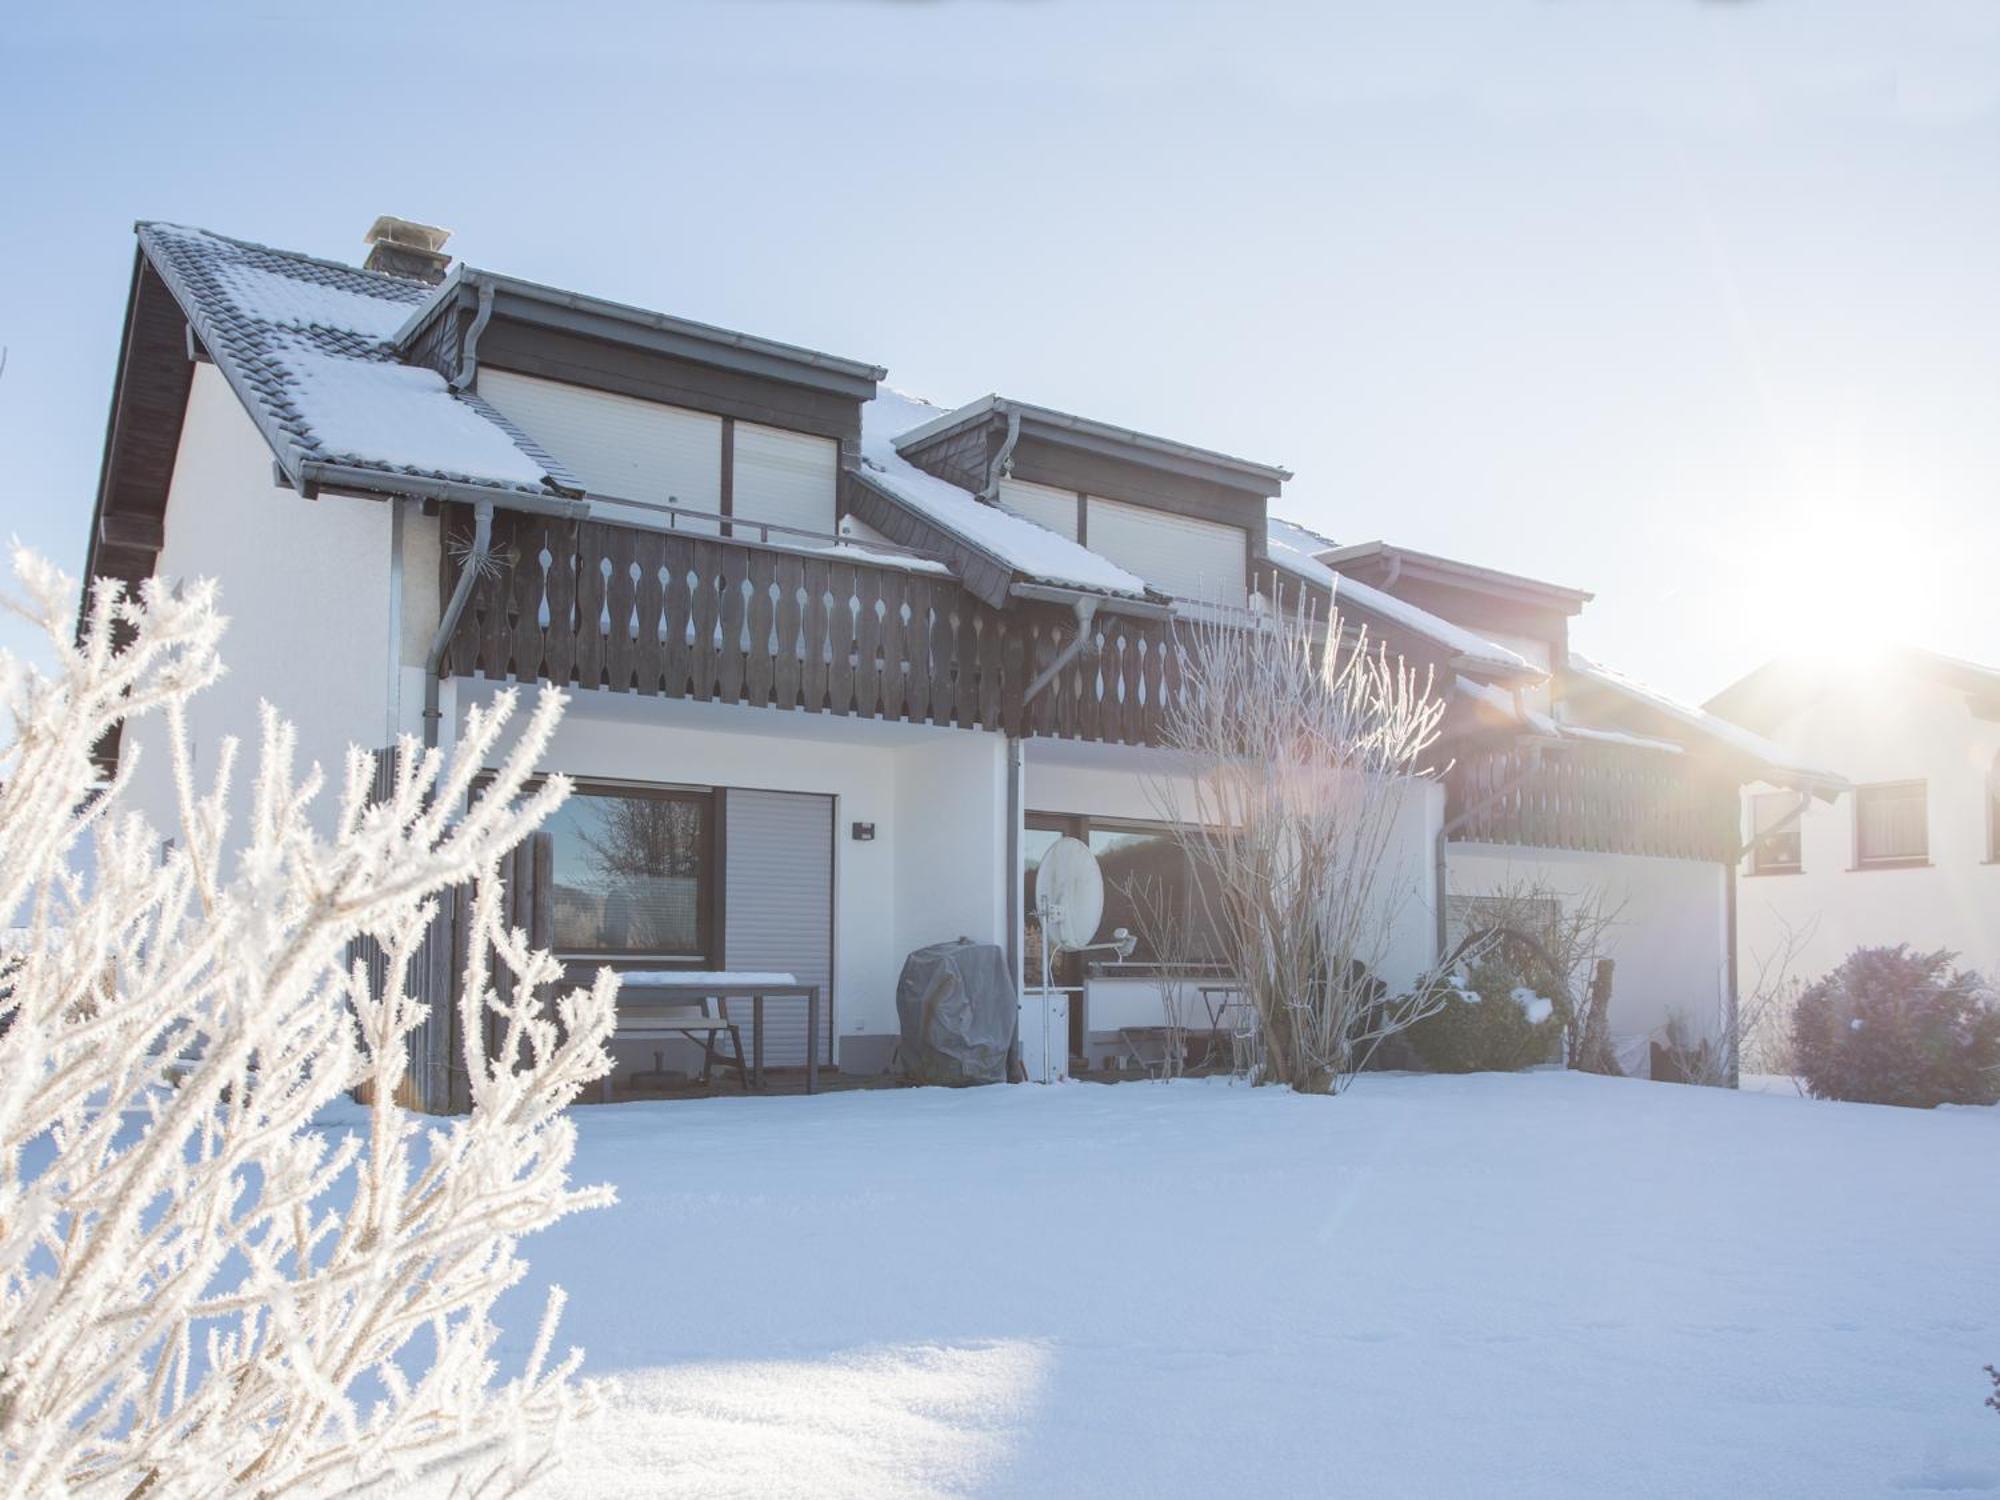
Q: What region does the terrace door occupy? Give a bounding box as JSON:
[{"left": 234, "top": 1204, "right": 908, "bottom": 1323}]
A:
[{"left": 723, "top": 789, "right": 835, "bottom": 1068}]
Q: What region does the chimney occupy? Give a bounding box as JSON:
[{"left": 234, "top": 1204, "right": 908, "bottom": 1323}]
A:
[{"left": 362, "top": 215, "right": 453, "bottom": 285}]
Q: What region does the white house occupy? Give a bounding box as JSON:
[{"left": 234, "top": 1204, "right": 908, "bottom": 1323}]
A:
[
  {"left": 84, "top": 217, "right": 1830, "bottom": 1105},
  {"left": 1708, "top": 648, "right": 2000, "bottom": 989}
]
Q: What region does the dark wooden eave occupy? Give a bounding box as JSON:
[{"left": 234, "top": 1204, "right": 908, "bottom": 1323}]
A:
[
  {"left": 840, "top": 471, "right": 1020, "bottom": 610},
  {"left": 81, "top": 250, "right": 196, "bottom": 606}
]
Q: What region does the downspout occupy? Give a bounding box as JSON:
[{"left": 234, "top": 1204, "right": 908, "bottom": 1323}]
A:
[
  {"left": 447, "top": 281, "right": 496, "bottom": 393},
  {"left": 423, "top": 499, "right": 493, "bottom": 749},
  {"left": 976, "top": 407, "right": 1023, "bottom": 504},
  {"left": 1724, "top": 786, "right": 1813, "bottom": 1088},
  {"left": 1005, "top": 733, "right": 1026, "bottom": 1082},
  {"left": 1024, "top": 597, "right": 1098, "bottom": 705}
]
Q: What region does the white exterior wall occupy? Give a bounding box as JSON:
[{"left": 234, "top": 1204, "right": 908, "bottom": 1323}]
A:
[
  {"left": 1737, "top": 673, "right": 2000, "bottom": 986},
  {"left": 1447, "top": 842, "right": 1730, "bottom": 1055},
  {"left": 460, "top": 684, "right": 1008, "bottom": 1069},
  {"left": 1025, "top": 741, "right": 1445, "bottom": 1036},
  {"left": 121, "top": 362, "right": 396, "bottom": 842}
]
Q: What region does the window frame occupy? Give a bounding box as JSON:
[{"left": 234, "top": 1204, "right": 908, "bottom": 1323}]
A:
[
  {"left": 1851, "top": 778, "right": 1930, "bottom": 870},
  {"left": 1747, "top": 790, "right": 1804, "bottom": 877},
  {"left": 1023, "top": 811, "right": 1233, "bottom": 978},
  {"left": 531, "top": 777, "right": 723, "bottom": 966},
  {"left": 1988, "top": 754, "right": 2000, "bottom": 865}
]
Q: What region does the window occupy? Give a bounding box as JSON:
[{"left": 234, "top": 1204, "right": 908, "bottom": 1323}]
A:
[
  {"left": 1854, "top": 780, "right": 1927, "bottom": 867},
  {"left": 1022, "top": 815, "right": 1228, "bottom": 972},
  {"left": 478, "top": 370, "right": 839, "bottom": 540},
  {"left": 1989, "top": 755, "right": 2000, "bottom": 863},
  {"left": 1085, "top": 495, "right": 1249, "bottom": 608},
  {"left": 1749, "top": 791, "right": 1803, "bottom": 875},
  {"left": 543, "top": 785, "right": 714, "bottom": 958}
]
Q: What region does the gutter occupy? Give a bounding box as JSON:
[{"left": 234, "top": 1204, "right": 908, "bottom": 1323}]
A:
[
  {"left": 293, "top": 459, "right": 588, "bottom": 519},
  {"left": 1008, "top": 581, "right": 1173, "bottom": 621},
  {"left": 423, "top": 500, "right": 493, "bottom": 749}
]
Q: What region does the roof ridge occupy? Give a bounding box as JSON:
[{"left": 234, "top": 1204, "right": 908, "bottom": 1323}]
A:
[{"left": 136, "top": 221, "right": 432, "bottom": 301}]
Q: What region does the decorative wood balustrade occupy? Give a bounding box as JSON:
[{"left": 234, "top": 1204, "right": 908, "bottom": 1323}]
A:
[
  {"left": 440, "top": 508, "right": 1748, "bottom": 863},
  {"left": 1446, "top": 742, "right": 1740, "bottom": 862},
  {"left": 437, "top": 506, "right": 1187, "bottom": 746}
]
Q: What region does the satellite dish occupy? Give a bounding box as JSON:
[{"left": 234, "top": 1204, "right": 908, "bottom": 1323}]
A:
[{"left": 1036, "top": 836, "right": 1104, "bottom": 952}]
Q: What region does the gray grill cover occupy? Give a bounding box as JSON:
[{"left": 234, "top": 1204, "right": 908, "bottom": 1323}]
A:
[{"left": 896, "top": 939, "right": 1016, "bottom": 1085}]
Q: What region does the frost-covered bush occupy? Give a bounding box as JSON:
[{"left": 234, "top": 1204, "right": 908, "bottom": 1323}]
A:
[
  {"left": 1405, "top": 952, "right": 1567, "bottom": 1073},
  {"left": 0, "top": 551, "right": 617, "bottom": 1497},
  {"left": 1790, "top": 945, "right": 2000, "bottom": 1109}
]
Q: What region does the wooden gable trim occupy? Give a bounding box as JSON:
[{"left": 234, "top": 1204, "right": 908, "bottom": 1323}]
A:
[{"left": 83, "top": 251, "right": 198, "bottom": 600}]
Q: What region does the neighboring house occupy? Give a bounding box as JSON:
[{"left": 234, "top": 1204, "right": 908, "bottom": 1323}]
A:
[
  {"left": 1707, "top": 649, "right": 2000, "bottom": 988},
  {"left": 84, "top": 217, "right": 1830, "bottom": 1104}
]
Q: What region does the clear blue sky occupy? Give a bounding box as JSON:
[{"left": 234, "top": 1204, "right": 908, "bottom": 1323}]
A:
[{"left": 2, "top": 1, "right": 1995, "bottom": 701}]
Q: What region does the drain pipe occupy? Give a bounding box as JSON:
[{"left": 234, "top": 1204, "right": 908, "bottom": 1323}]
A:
[
  {"left": 976, "top": 407, "right": 1023, "bottom": 503},
  {"left": 423, "top": 499, "right": 494, "bottom": 749},
  {"left": 1005, "top": 732, "right": 1027, "bottom": 1081},
  {"left": 447, "top": 281, "right": 496, "bottom": 393},
  {"left": 1025, "top": 597, "right": 1098, "bottom": 705}
]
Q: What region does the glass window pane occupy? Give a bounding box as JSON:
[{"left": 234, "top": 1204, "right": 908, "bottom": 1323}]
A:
[
  {"left": 546, "top": 792, "right": 707, "bottom": 954},
  {"left": 1088, "top": 825, "right": 1227, "bottom": 966},
  {"left": 1751, "top": 791, "right": 1800, "bottom": 872},
  {"left": 1857, "top": 783, "right": 1926, "bottom": 864}
]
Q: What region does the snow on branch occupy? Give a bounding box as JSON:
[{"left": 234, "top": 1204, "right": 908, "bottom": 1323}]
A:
[{"left": 0, "top": 549, "right": 617, "bottom": 1498}]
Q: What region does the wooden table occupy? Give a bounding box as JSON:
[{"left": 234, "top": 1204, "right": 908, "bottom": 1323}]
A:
[{"left": 614, "top": 975, "right": 823, "bottom": 1095}]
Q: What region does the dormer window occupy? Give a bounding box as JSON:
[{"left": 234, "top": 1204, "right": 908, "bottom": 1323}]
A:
[
  {"left": 398, "top": 266, "right": 882, "bottom": 547},
  {"left": 480, "top": 370, "right": 838, "bottom": 540},
  {"left": 896, "top": 395, "right": 1288, "bottom": 610}
]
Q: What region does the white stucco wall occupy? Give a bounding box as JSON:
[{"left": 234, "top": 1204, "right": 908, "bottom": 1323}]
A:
[
  {"left": 1447, "top": 842, "right": 1730, "bottom": 1053},
  {"left": 120, "top": 362, "right": 396, "bottom": 843},
  {"left": 1737, "top": 672, "right": 2000, "bottom": 987},
  {"left": 460, "top": 684, "right": 1008, "bottom": 1067}
]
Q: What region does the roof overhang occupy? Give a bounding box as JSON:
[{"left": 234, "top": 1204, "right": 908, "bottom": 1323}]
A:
[
  {"left": 397, "top": 269, "right": 886, "bottom": 402},
  {"left": 892, "top": 394, "right": 1291, "bottom": 497},
  {"left": 1317, "top": 541, "right": 1594, "bottom": 615}
]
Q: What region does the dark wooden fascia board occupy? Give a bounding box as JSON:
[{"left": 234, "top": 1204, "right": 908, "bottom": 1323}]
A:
[
  {"left": 840, "top": 472, "right": 1016, "bottom": 609},
  {"left": 472, "top": 281, "right": 881, "bottom": 401},
  {"left": 1014, "top": 416, "right": 1281, "bottom": 498},
  {"left": 1366, "top": 575, "right": 1570, "bottom": 651},
  {"left": 478, "top": 320, "right": 862, "bottom": 447},
  {"left": 82, "top": 251, "right": 198, "bottom": 603}
]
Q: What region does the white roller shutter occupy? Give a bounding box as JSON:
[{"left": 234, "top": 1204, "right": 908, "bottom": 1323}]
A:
[
  {"left": 1085, "top": 495, "right": 1248, "bottom": 607},
  {"left": 732, "top": 421, "right": 837, "bottom": 538},
  {"left": 996, "top": 477, "right": 1080, "bottom": 540},
  {"left": 724, "top": 789, "right": 834, "bottom": 1069},
  {"left": 478, "top": 368, "right": 722, "bottom": 533}
]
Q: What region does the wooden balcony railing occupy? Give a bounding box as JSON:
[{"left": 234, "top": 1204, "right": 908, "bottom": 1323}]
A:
[
  {"left": 437, "top": 506, "right": 1186, "bottom": 745},
  {"left": 1446, "top": 742, "right": 1739, "bottom": 862}
]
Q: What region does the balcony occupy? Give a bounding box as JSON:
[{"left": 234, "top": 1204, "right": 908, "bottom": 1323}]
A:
[
  {"left": 1446, "top": 741, "right": 1740, "bottom": 862},
  {"left": 435, "top": 503, "right": 1185, "bottom": 745}
]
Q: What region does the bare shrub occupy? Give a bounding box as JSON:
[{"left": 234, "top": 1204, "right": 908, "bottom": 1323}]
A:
[{"left": 1152, "top": 598, "right": 1449, "bottom": 1094}]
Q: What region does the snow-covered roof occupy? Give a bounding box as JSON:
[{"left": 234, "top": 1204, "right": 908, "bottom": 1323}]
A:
[
  {"left": 859, "top": 388, "right": 1151, "bottom": 598},
  {"left": 137, "top": 223, "right": 573, "bottom": 497},
  {"left": 1266, "top": 516, "right": 1536, "bottom": 677},
  {"left": 1568, "top": 652, "right": 1844, "bottom": 789}
]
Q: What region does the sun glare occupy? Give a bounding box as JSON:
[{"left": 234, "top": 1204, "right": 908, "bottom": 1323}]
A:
[{"left": 1732, "top": 512, "right": 1943, "bottom": 668}]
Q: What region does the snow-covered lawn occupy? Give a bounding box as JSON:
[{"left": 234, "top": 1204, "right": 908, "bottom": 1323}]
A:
[{"left": 472, "top": 1073, "right": 1998, "bottom": 1498}]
